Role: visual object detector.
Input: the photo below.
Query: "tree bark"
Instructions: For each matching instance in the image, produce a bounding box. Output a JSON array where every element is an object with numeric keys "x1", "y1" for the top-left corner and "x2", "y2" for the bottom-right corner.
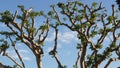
[
  {"x1": 80, "y1": 44, "x2": 87, "y2": 68},
  {"x1": 36, "y1": 55, "x2": 42, "y2": 68},
  {"x1": 33, "y1": 45, "x2": 43, "y2": 68},
  {"x1": 54, "y1": 54, "x2": 63, "y2": 68}
]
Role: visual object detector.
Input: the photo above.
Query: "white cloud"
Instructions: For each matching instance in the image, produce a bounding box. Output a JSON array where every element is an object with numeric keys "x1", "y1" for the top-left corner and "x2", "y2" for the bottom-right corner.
[
  {"x1": 58, "y1": 31, "x2": 78, "y2": 43},
  {"x1": 46, "y1": 31, "x2": 78, "y2": 44},
  {"x1": 45, "y1": 31, "x2": 78, "y2": 54}
]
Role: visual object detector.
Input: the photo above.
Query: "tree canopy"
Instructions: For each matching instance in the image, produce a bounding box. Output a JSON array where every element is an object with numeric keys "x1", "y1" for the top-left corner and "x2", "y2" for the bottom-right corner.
[{"x1": 0, "y1": 0, "x2": 120, "y2": 68}]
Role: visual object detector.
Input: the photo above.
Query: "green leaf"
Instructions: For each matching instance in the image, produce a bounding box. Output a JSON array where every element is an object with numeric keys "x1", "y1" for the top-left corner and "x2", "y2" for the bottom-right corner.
[
  {"x1": 76, "y1": 43, "x2": 81, "y2": 49},
  {"x1": 106, "y1": 28, "x2": 114, "y2": 32},
  {"x1": 107, "y1": 16, "x2": 113, "y2": 23},
  {"x1": 24, "y1": 20, "x2": 30, "y2": 27},
  {"x1": 39, "y1": 11, "x2": 44, "y2": 16},
  {"x1": 88, "y1": 55, "x2": 94, "y2": 60},
  {"x1": 77, "y1": 2, "x2": 83, "y2": 6},
  {"x1": 91, "y1": 13, "x2": 97, "y2": 19},
  {"x1": 17, "y1": 5, "x2": 24, "y2": 11},
  {"x1": 41, "y1": 41, "x2": 44, "y2": 46},
  {"x1": 77, "y1": 34, "x2": 86, "y2": 43},
  {"x1": 0, "y1": 31, "x2": 16, "y2": 36},
  {"x1": 76, "y1": 15, "x2": 83, "y2": 21},
  {"x1": 90, "y1": 31, "x2": 97, "y2": 37},
  {"x1": 73, "y1": 7, "x2": 77, "y2": 11},
  {"x1": 97, "y1": 54, "x2": 103, "y2": 58},
  {"x1": 103, "y1": 47, "x2": 112, "y2": 59},
  {"x1": 12, "y1": 42, "x2": 15, "y2": 46},
  {"x1": 48, "y1": 11, "x2": 54, "y2": 16},
  {"x1": 16, "y1": 37, "x2": 21, "y2": 41},
  {"x1": 57, "y1": 2, "x2": 65, "y2": 8},
  {"x1": 56, "y1": 21, "x2": 62, "y2": 26},
  {"x1": 78, "y1": 10, "x2": 85, "y2": 13},
  {"x1": 17, "y1": 15, "x2": 23, "y2": 20},
  {"x1": 96, "y1": 44, "x2": 103, "y2": 49},
  {"x1": 99, "y1": 29, "x2": 104, "y2": 33},
  {"x1": 82, "y1": 23, "x2": 87, "y2": 29},
  {"x1": 28, "y1": 27, "x2": 36, "y2": 33},
  {"x1": 63, "y1": 17, "x2": 67, "y2": 21},
  {"x1": 74, "y1": 24, "x2": 81, "y2": 29},
  {"x1": 17, "y1": 5, "x2": 24, "y2": 9},
  {"x1": 110, "y1": 42, "x2": 116, "y2": 48},
  {"x1": 92, "y1": 2, "x2": 98, "y2": 7},
  {"x1": 30, "y1": 11, "x2": 39, "y2": 17},
  {"x1": 1, "y1": 41, "x2": 9, "y2": 50},
  {"x1": 0, "y1": 10, "x2": 13, "y2": 23},
  {"x1": 39, "y1": 25, "x2": 48, "y2": 31}
]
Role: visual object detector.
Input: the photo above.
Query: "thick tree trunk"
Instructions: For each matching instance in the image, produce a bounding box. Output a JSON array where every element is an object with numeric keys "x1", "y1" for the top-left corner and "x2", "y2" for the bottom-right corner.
[
  {"x1": 36, "y1": 55, "x2": 42, "y2": 68},
  {"x1": 33, "y1": 45, "x2": 43, "y2": 68},
  {"x1": 80, "y1": 44, "x2": 87, "y2": 68}
]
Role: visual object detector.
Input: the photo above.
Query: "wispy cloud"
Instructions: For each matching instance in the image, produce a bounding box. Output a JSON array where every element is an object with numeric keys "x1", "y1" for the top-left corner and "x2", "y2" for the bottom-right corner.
[
  {"x1": 58, "y1": 31, "x2": 78, "y2": 43},
  {"x1": 46, "y1": 31, "x2": 78, "y2": 43},
  {"x1": 45, "y1": 30, "x2": 79, "y2": 56}
]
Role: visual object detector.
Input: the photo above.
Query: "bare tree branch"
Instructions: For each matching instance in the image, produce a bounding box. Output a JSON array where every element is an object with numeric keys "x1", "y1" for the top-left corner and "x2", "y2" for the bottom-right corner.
[
  {"x1": 13, "y1": 10, "x2": 18, "y2": 21},
  {"x1": 50, "y1": 25, "x2": 63, "y2": 68},
  {"x1": 9, "y1": 36, "x2": 25, "y2": 68},
  {"x1": 4, "y1": 53, "x2": 23, "y2": 68},
  {"x1": 104, "y1": 57, "x2": 120, "y2": 68}
]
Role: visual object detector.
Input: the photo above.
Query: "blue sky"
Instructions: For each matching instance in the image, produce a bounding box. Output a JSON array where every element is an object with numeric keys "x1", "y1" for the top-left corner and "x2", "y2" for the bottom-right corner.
[{"x1": 0, "y1": 0, "x2": 120, "y2": 68}]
